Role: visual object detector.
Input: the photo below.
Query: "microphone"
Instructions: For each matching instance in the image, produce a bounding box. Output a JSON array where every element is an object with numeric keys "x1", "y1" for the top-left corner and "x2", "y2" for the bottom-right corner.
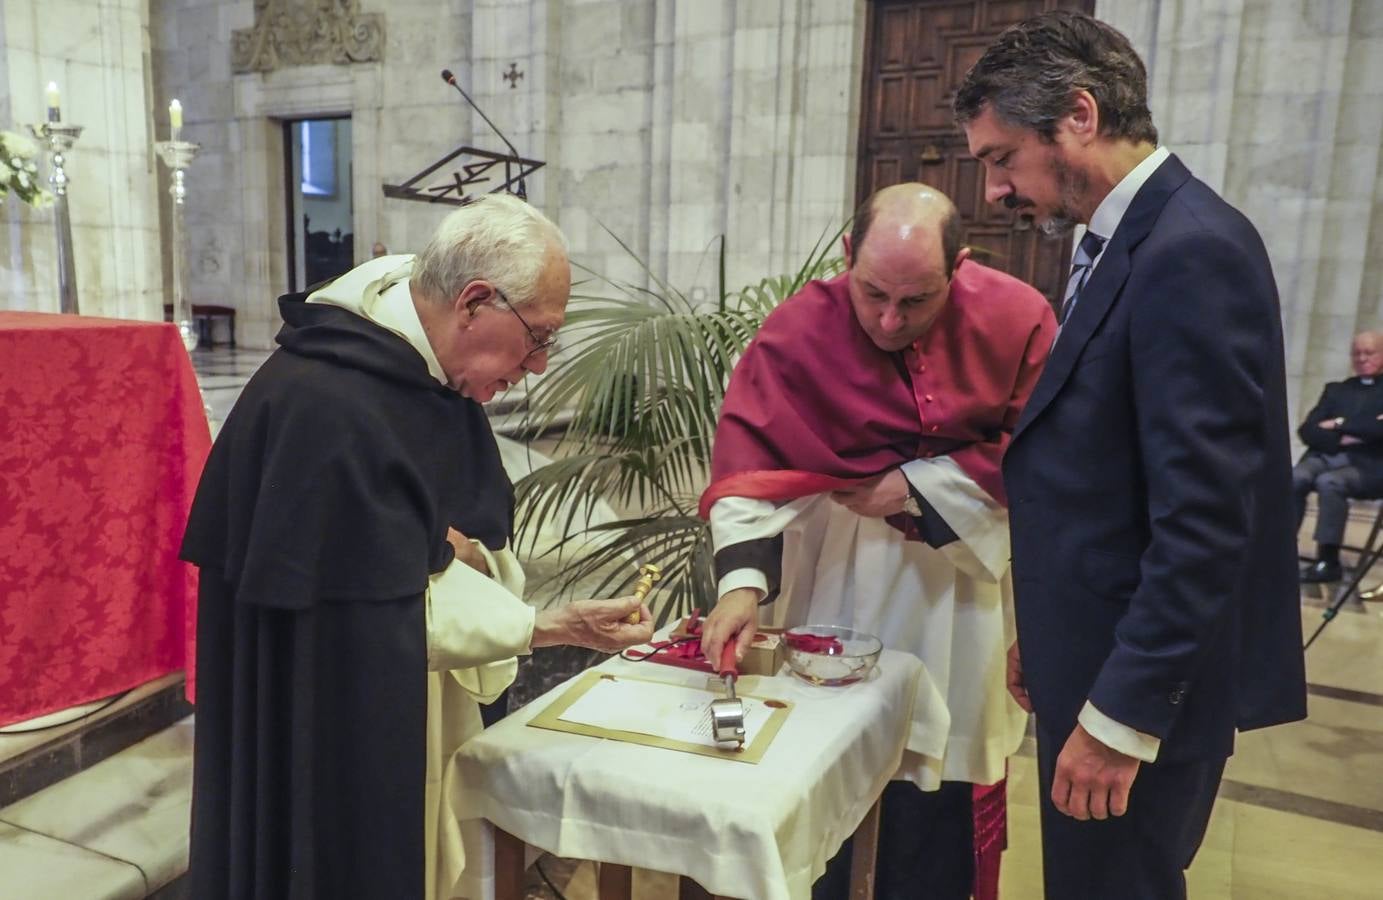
[{"x1": 438, "y1": 68, "x2": 526, "y2": 198}]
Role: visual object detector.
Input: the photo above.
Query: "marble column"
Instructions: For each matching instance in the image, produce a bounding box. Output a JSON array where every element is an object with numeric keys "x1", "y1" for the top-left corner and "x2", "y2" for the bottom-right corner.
[
  {"x1": 1099, "y1": 0, "x2": 1383, "y2": 430},
  {"x1": 0, "y1": 0, "x2": 161, "y2": 319}
]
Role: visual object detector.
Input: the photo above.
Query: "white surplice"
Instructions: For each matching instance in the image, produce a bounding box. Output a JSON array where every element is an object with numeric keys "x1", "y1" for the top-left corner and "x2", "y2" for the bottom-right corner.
[
  {"x1": 425, "y1": 544, "x2": 533, "y2": 900},
  {"x1": 712, "y1": 456, "x2": 1026, "y2": 789}
]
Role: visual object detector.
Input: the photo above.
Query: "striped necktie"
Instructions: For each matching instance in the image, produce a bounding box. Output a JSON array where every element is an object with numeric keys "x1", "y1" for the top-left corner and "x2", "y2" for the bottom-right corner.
[{"x1": 1058, "y1": 230, "x2": 1107, "y2": 325}]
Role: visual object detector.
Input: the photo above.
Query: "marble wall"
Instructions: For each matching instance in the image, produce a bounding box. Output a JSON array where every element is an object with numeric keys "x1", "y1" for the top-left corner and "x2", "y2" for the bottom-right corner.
[
  {"x1": 1100, "y1": 0, "x2": 1383, "y2": 426},
  {"x1": 147, "y1": 0, "x2": 476, "y2": 347},
  {"x1": 411, "y1": 0, "x2": 866, "y2": 306},
  {"x1": 0, "y1": 0, "x2": 162, "y2": 320},
  {"x1": 5, "y1": 0, "x2": 1379, "y2": 431},
  {"x1": 522, "y1": 0, "x2": 865, "y2": 298},
  {"x1": 142, "y1": 0, "x2": 864, "y2": 347}
]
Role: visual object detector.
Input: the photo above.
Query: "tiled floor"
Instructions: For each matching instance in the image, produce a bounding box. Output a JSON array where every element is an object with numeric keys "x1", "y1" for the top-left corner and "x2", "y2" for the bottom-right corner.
[
  {"x1": 5, "y1": 347, "x2": 1382, "y2": 898},
  {"x1": 0, "y1": 722, "x2": 192, "y2": 899},
  {"x1": 995, "y1": 605, "x2": 1383, "y2": 898},
  {"x1": 188, "y1": 346, "x2": 271, "y2": 431}
]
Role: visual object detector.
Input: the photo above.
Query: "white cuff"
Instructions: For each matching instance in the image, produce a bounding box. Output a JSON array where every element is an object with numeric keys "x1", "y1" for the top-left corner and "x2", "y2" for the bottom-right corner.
[
  {"x1": 1079, "y1": 700, "x2": 1161, "y2": 763},
  {"x1": 899, "y1": 457, "x2": 1010, "y2": 582},
  {"x1": 426, "y1": 556, "x2": 535, "y2": 671},
  {"x1": 468, "y1": 540, "x2": 527, "y2": 598},
  {"x1": 709, "y1": 495, "x2": 818, "y2": 550},
  {"x1": 717, "y1": 568, "x2": 769, "y2": 601}
]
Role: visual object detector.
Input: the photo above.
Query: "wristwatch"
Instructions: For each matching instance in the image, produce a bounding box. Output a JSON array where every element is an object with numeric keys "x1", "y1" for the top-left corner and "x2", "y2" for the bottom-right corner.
[{"x1": 901, "y1": 493, "x2": 923, "y2": 517}]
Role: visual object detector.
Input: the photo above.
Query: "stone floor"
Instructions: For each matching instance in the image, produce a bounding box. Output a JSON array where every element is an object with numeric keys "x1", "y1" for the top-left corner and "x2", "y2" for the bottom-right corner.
[{"x1": 3, "y1": 347, "x2": 1382, "y2": 898}]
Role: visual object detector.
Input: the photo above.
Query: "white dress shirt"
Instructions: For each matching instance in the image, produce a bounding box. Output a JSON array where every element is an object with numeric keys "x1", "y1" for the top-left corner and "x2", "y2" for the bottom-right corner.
[{"x1": 1068, "y1": 146, "x2": 1171, "y2": 765}]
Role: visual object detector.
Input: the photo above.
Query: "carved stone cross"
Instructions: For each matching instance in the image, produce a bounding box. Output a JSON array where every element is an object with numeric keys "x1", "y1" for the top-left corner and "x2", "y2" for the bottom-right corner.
[{"x1": 503, "y1": 62, "x2": 524, "y2": 89}]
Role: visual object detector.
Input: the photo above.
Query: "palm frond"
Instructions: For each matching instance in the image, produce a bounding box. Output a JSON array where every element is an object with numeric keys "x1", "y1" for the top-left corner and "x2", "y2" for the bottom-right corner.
[
  {"x1": 527, "y1": 512, "x2": 714, "y2": 628},
  {"x1": 515, "y1": 225, "x2": 845, "y2": 618}
]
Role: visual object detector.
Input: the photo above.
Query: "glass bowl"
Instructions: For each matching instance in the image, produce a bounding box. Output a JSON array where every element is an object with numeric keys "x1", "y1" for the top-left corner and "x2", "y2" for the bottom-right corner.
[{"x1": 782, "y1": 625, "x2": 883, "y2": 686}]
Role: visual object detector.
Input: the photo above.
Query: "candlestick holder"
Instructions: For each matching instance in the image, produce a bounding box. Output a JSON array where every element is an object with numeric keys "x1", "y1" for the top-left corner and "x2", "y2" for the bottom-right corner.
[
  {"x1": 154, "y1": 139, "x2": 201, "y2": 352},
  {"x1": 28, "y1": 122, "x2": 84, "y2": 315}
]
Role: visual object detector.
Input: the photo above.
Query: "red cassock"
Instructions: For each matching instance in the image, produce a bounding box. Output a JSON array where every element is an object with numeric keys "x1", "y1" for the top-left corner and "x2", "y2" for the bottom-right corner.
[
  {"x1": 701, "y1": 260, "x2": 1053, "y2": 516},
  {"x1": 699, "y1": 261, "x2": 1055, "y2": 900}
]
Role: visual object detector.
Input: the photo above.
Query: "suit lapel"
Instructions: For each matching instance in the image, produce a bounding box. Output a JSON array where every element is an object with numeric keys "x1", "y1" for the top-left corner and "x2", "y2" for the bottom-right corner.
[{"x1": 1012, "y1": 155, "x2": 1195, "y2": 443}]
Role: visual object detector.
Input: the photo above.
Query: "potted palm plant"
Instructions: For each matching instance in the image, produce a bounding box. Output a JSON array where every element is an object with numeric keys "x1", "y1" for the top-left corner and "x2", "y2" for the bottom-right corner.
[{"x1": 514, "y1": 228, "x2": 845, "y2": 625}]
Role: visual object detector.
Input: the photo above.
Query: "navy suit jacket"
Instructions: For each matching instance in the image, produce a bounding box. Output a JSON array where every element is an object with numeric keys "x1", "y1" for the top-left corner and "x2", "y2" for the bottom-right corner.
[{"x1": 1004, "y1": 154, "x2": 1308, "y2": 763}]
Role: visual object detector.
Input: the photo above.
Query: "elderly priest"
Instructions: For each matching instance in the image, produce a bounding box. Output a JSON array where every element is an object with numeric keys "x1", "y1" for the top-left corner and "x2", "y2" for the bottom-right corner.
[{"x1": 181, "y1": 194, "x2": 653, "y2": 900}]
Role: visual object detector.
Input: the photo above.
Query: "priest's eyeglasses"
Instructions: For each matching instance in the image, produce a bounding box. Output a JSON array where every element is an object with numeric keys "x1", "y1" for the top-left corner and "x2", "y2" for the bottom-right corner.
[{"x1": 493, "y1": 288, "x2": 559, "y2": 359}]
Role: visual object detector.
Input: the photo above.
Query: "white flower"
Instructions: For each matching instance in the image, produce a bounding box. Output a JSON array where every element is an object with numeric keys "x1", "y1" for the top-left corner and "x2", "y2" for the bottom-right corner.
[
  {"x1": 24, "y1": 160, "x2": 37, "y2": 173},
  {"x1": 16, "y1": 171, "x2": 30, "y2": 189},
  {"x1": 0, "y1": 130, "x2": 39, "y2": 158}
]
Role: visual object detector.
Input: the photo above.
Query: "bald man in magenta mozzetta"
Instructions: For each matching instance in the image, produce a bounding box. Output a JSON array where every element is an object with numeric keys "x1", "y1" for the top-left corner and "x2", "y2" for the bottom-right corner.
[{"x1": 698, "y1": 184, "x2": 1056, "y2": 899}]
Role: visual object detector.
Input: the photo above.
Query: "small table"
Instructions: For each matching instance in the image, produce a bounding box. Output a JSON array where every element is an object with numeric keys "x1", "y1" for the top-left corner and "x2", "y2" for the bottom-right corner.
[
  {"x1": 451, "y1": 648, "x2": 931, "y2": 900},
  {"x1": 0, "y1": 312, "x2": 210, "y2": 725}
]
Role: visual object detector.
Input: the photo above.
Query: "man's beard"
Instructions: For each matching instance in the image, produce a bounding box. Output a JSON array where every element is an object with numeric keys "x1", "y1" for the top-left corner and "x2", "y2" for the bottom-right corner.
[{"x1": 1005, "y1": 152, "x2": 1088, "y2": 239}]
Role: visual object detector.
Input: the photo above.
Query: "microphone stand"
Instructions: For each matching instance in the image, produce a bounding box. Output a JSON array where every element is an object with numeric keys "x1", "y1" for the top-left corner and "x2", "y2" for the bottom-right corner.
[
  {"x1": 442, "y1": 69, "x2": 526, "y2": 199},
  {"x1": 1304, "y1": 515, "x2": 1383, "y2": 649},
  {"x1": 380, "y1": 69, "x2": 544, "y2": 206}
]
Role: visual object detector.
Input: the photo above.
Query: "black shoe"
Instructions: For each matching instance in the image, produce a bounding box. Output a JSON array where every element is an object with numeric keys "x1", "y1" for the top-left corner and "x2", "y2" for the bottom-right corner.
[{"x1": 1301, "y1": 560, "x2": 1343, "y2": 583}]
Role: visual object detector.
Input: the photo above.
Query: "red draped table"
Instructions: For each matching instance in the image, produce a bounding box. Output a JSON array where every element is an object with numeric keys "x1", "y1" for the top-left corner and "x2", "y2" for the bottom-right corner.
[{"x1": 0, "y1": 312, "x2": 211, "y2": 727}]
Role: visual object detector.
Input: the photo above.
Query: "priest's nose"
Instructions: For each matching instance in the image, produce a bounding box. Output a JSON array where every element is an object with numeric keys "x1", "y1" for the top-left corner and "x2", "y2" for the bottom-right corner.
[{"x1": 522, "y1": 352, "x2": 550, "y2": 376}]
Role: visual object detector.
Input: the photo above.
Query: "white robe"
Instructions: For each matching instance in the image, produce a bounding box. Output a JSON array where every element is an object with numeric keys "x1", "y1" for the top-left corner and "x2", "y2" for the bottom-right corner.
[
  {"x1": 712, "y1": 456, "x2": 1027, "y2": 789},
  {"x1": 425, "y1": 543, "x2": 532, "y2": 900}
]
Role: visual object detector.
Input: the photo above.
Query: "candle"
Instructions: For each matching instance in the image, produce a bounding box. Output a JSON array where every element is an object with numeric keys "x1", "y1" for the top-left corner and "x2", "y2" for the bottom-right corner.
[
  {"x1": 169, "y1": 99, "x2": 182, "y2": 141},
  {"x1": 46, "y1": 82, "x2": 60, "y2": 122}
]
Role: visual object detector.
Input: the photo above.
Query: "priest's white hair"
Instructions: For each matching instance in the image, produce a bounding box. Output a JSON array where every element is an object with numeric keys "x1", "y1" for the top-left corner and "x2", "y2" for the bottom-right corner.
[{"x1": 413, "y1": 193, "x2": 567, "y2": 307}]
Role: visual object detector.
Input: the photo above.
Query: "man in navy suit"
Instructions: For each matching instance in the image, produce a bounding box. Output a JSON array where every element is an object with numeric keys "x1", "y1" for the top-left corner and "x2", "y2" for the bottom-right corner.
[{"x1": 955, "y1": 12, "x2": 1306, "y2": 898}]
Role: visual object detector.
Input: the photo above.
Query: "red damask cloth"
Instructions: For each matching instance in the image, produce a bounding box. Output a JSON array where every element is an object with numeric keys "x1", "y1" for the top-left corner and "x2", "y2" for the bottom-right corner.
[{"x1": 0, "y1": 312, "x2": 210, "y2": 727}]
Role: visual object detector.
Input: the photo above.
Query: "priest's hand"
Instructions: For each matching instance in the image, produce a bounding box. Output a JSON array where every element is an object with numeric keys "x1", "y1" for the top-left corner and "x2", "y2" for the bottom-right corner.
[
  {"x1": 701, "y1": 588, "x2": 761, "y2": 672},
  {"x1": 1006, "y1": 641, "x2": 1033, "y2": 713},
  {"x1": 1051, "y1": 723, "x2": 1141, "y2": 821},
  {"x1": 830, "y1": 469, "x2": 910, "y2": 518},
  {"x1": 446, "y1": 527, "x2": 491, "y2": 576},
  {"x1": 531, "y1": 596, "x2": 653, "y2": 652}
]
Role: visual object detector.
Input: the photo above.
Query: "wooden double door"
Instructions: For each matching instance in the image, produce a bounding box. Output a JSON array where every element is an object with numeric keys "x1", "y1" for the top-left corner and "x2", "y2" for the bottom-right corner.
[{"x1": 857, "y1": 0, "x2": 1095, "y2": 308}]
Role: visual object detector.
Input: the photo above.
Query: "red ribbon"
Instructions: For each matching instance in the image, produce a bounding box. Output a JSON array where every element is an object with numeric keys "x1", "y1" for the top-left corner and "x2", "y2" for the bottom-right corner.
[{"x1": 782, "y1": 632, "x2": 844, "y2": 655}]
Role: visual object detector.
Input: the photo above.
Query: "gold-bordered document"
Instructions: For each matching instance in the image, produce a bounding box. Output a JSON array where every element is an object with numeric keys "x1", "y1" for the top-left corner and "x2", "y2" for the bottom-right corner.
[{"x1": 527, "y1": 671, "x2": 792, "y2": 764}]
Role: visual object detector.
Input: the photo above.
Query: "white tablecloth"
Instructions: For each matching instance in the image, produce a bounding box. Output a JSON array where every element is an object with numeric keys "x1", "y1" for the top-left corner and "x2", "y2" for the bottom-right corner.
[{"x1": 450, "y1": 647, "x2": 938, "y2": 900}]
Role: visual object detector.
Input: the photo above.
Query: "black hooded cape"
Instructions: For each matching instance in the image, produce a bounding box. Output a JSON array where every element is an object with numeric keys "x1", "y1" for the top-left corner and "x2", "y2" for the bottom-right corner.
[{"x1": 180, "y1": 292, "x2": 512, "y2": 899}]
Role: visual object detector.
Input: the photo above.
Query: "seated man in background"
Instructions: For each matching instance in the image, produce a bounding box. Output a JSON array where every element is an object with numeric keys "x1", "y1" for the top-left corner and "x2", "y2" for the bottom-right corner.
[
  {"x1": 181, "y1": 194, "x2": 654, "y2": 900},
  {"x1": 1295, "y1": 330, "x2": 1383, "y2": 582}
]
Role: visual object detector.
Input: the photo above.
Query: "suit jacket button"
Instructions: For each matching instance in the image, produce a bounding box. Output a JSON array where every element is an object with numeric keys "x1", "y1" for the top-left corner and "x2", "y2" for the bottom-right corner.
[{"x1": 1168, "y1": 687, "x2": 1185, "y2": 705}]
